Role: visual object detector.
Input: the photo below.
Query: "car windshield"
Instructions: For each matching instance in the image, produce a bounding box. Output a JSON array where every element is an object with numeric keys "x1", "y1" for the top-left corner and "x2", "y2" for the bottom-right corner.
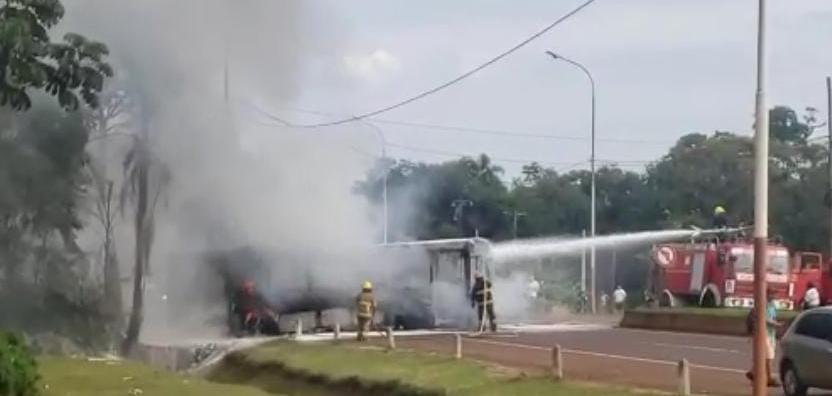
[{"x1": 732, "y1": 249, "x2": 789, "y2": 274}]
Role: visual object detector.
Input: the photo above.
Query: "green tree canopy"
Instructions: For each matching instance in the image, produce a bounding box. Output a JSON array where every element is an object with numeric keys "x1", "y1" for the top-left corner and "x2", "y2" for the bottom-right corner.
[{"x1": 0, "y1": 0, "x2": 113, "y2": 111}]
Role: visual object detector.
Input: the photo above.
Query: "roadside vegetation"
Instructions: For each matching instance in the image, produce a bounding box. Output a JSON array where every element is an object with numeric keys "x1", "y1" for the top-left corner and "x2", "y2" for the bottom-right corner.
[
  {"x1": 630, "y1": 306, "x2": 799, "y2": 319},
  {"x1": 211, "y1": 341, "x2": 657, "y2": 396},
  {"x1": 39, "y1": 357, "x2": 276, "y2": 396}
]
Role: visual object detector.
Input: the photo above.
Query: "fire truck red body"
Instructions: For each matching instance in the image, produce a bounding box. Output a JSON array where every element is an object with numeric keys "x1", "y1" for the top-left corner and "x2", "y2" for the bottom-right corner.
[{"x1": 649, "y1": 238, "x2": 831, "y2": 310}]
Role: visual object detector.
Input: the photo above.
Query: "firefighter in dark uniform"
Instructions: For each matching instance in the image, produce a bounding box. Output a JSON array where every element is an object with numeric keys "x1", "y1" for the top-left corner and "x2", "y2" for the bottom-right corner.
[
  {"x1": 712, "y1": 206, "x2": 729, "y2": 242},
  {"x1": 355, "y1": 281, "x2": 376, "y2": 341},
  {"x1": 713, "y1": 206, "x2": 728, "y2": 228},
  {"x1": 232, "y1": 280, "x2": 278, "y2": 335},
  {"x1": 471, "y1": 273, "x2": 497, "y2": 332}
]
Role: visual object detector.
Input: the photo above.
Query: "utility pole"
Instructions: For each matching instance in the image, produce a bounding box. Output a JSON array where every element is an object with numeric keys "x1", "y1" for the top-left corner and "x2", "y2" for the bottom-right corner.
[
  {"x1": 505, "y1": 210, "x2": 527, "y2": 239},
  {"x1": 751, "y1": 1, "x2": 769, "y2": 395},
  {"x1": 361, "y1": 121, "x2": 389, "y2": 245},
  {"x1": 826, "y1": 76, "x2": 831, "y2": 256}
]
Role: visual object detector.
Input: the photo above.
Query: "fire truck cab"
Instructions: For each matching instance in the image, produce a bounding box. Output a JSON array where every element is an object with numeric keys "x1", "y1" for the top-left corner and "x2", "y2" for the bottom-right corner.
[{"x1": 649, "y1": 238, "x2": 804, "y2": 310}]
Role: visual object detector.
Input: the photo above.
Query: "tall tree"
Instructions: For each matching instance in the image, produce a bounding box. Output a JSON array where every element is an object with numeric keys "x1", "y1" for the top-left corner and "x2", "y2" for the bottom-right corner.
[
  {"x1": 0, "y1": 0, "x2": 112, "y2": 111},
  {"x1": 84, "y1": 91, "x2": 131, "y2": 332},
  {"x1": 119, "y1": 100, "x2": 168, "y2": 356}
]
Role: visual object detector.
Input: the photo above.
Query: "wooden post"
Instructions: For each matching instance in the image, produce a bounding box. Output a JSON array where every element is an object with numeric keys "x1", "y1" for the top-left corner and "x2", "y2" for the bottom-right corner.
[
  {"x1": 551, "y1": 345, "x2": 563, "y2": 380},
  {"x1": 295, "y1": 319, "x2": 303, "y2": 338},
  {"x1": 386, "y1": 327, "x2": 396, "y2": 350},
  {"x1": 677, "y1": 359, "x2": 690, "y2": 396},
  {"x1": 334, "y1": 322, "x2": 341, "y2": 340},
  {"x1": 455, "y1": 333, "x2": 462, "y2": 359}
]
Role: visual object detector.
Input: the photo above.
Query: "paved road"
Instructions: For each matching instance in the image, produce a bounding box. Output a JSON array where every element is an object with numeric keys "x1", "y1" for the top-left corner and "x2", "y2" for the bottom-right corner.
[{"x1": 372, "y1": 324, "x2": 830, "y2": 396}]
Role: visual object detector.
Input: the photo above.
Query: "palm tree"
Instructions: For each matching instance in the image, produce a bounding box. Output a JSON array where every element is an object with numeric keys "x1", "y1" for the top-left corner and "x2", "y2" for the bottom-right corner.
[
  {"x1": 470, "y1": 154, "x2": 503, "y2": 185},
  {"x1": 119, "y1": 104, "x2": 167, "y2": 356}
]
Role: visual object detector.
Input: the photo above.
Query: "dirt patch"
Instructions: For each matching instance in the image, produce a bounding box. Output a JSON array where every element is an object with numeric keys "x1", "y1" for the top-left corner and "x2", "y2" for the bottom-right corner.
[{"x1": 209, "y1": 352, "x2": 444, "y2": 396}]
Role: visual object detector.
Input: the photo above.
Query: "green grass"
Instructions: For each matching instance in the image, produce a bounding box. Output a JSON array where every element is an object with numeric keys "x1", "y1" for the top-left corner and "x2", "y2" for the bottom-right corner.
[
  {"x1": 629, "y1": 306, "x2": 798, "y2": 319},
  {"x1": 239, "y1": 342, "x2": 652, "y2": 396},
  {"x1": 39, "y1": 357, "x2": 278, "y2": 396}
]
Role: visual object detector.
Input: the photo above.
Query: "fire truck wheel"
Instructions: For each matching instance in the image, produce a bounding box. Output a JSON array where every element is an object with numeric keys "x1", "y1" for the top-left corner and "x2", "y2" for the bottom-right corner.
[
  {"x1": 659, "y1": 290, "x2": 674, "y2": 308},
  {"x1": 700, "y1": 289, "x2": 719, "y2": 308}
]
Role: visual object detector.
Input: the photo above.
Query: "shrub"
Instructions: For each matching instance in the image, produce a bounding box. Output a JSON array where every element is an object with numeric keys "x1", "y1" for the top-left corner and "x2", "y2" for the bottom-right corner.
[{"x1": 0, "y1": 331, "x2": 40, "y2": 396}]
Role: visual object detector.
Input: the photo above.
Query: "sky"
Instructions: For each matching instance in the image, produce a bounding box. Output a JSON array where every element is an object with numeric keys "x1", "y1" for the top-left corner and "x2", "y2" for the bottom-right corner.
[{"x1": 245, "y1": 0, "x2": 832, "y2": 179}]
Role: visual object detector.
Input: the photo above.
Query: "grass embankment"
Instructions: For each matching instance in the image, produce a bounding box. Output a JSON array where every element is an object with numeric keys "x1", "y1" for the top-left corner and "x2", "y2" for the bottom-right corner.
[
  {"x1": 212, "y1": 341, "x2": 652, "y2": 396},
  {"x1": 39, "y1": 357, "x2": 278, "y2": 396},
  {"x1": 629, "y1": 306, "x2": 799, "y2": 320}
]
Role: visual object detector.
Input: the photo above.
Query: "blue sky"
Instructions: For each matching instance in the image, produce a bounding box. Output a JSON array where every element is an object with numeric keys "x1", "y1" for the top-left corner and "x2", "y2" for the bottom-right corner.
[{"x1": 275, "y1": 0, "x2": 832, "y2": 178}]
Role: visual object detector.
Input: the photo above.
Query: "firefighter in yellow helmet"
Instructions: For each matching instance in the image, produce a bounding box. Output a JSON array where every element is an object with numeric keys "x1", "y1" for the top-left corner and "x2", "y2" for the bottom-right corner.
[
  {"x1": 712, "y1": 206, "x2": 728, "y2": 229},
  {"x1": 355, "y1": 281, "x2": 377, "y2": 341}
]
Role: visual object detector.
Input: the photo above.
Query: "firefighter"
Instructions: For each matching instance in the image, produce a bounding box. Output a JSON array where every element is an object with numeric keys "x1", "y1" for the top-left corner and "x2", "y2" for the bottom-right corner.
[
  {"x1": 232, "y1": 280, "x2": 278, "y2": 335},
  {"x1": 355, "y1": 281, "x2": 376, "y2": 341},
  {"x1": 471, "y1": 273, "x2": 497, "y2": 332},
  {"x1": 712, "y1": 206, "x2": 728, "y2": 229}
]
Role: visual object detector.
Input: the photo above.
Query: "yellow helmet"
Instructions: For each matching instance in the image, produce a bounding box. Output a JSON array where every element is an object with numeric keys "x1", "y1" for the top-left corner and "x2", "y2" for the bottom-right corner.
[
  {"x1": 714, "y1": 206, "x2": 726, "y2": 215},
  {"x1": 362, "y1": 281, "x2": 373, "y2": 290}
]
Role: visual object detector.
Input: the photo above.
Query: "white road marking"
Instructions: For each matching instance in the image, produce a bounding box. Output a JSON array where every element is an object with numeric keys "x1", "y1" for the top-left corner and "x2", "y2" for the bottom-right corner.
[
  {"x1": 652, "y1": 342, "x2": 742, "y2": 354},
  {"x1": 465, "y1": 337, "x2": 747, "y2": 375},
  {"x1": 614, "y1": 326, "x2": 748, "y2": 342},
  {"x1": 499, "y1": 323, "x2": 612, "y2": 332}
]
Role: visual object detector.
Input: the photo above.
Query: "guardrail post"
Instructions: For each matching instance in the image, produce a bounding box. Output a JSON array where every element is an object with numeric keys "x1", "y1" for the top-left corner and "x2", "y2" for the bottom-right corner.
[
  {"x1": 386, "y1": 327, "x2": 396, "y2": 350},
  {"x1": 551, "y1": 344, "x2": 563, "y2": 380},
  {"x1": 455, "y1": 333, "x2": 462, "y2": 359},
  {"x1": 334, "y1": 322, "x2": 341, "y2": 340},
  {"x1": 677, "y1": 358, "x2": 690, "y2": 396}
]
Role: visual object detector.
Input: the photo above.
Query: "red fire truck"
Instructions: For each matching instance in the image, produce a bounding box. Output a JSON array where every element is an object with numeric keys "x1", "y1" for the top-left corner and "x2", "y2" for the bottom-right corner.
[{"x1": 648, "y1": 236, "x2": 829, "y2": 310}]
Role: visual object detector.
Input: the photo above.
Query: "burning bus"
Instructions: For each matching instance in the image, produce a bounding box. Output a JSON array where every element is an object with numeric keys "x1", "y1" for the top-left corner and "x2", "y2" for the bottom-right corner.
[{"x1": 208, "y1": 237, "x2": 493, "y2": 334}]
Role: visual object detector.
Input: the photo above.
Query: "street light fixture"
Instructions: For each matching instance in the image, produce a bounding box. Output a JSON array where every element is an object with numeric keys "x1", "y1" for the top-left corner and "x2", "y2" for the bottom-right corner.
[{"x1": 545, "y1": 50, "x2": 597, "y2": 313}]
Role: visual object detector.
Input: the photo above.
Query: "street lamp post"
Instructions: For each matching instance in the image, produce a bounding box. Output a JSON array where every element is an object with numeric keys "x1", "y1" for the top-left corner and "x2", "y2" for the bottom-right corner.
[
  {"x1": 361, "y1": 121, "x2": 389, "y2": 245},
  {"x1": 546, "y1": 51, "x2": 597, "y2": 313}
]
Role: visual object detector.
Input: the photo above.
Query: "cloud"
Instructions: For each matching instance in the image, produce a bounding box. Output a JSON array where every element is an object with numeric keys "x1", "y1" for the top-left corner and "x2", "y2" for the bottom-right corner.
[{"x1": 343, "y1": 49, "x2": 402, "y2": 80}]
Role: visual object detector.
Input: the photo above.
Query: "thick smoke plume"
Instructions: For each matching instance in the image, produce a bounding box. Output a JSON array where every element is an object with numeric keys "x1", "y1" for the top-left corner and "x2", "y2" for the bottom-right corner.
[{"x1": 64, "y1": 0, "x2": 392, "y2": 341}]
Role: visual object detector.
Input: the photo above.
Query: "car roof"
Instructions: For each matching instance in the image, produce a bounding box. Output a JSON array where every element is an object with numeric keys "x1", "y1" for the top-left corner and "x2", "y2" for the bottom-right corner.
[{"x1": 794, "y1": 306, "x2": 832, "y2": 320}]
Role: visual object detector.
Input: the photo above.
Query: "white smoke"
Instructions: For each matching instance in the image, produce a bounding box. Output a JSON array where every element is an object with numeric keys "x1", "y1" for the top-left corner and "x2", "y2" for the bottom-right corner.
[{"x1": 62, "y1": 1, "x2": 392, "y2": 341}]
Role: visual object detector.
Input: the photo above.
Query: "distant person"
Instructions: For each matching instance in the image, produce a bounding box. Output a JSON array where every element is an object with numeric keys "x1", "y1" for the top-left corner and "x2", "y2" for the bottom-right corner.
[
  {"x1": 471, "y1": 273, "x2": 497, "y2": 332},
  {"x1": 613, "y1": 286, "x2": 627, "y2": 312},
  {"x1": 803, "y1": 282, "x2": 820, "y2": 310},
  {"x1": 355, "y1": 281, "x2": 377, "y2": 341},
  {"x1": 745, "y1": 289, "x2": 783, "y2": 387},
  {"x1": 576, "y1": 288, "x2": 589, "y2": 314},
  {"x1": 600, "y1": 292, "x2": 610, "y2": 313},
  {"x1": 527, "y1": 276, "x2": 541, "y2": 304}
]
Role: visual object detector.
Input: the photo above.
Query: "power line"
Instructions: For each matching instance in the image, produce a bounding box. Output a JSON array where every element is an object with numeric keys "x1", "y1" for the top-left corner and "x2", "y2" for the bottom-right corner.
[
  {"x1": 257, "y1": 0, "x2": 598, "y2": 128},
  {"x1": 385, "y1": 141, "x2": 583, "y2": 167},
  {"x1": 250, "y1": 105, "x2": 673, "y2": 145}
]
